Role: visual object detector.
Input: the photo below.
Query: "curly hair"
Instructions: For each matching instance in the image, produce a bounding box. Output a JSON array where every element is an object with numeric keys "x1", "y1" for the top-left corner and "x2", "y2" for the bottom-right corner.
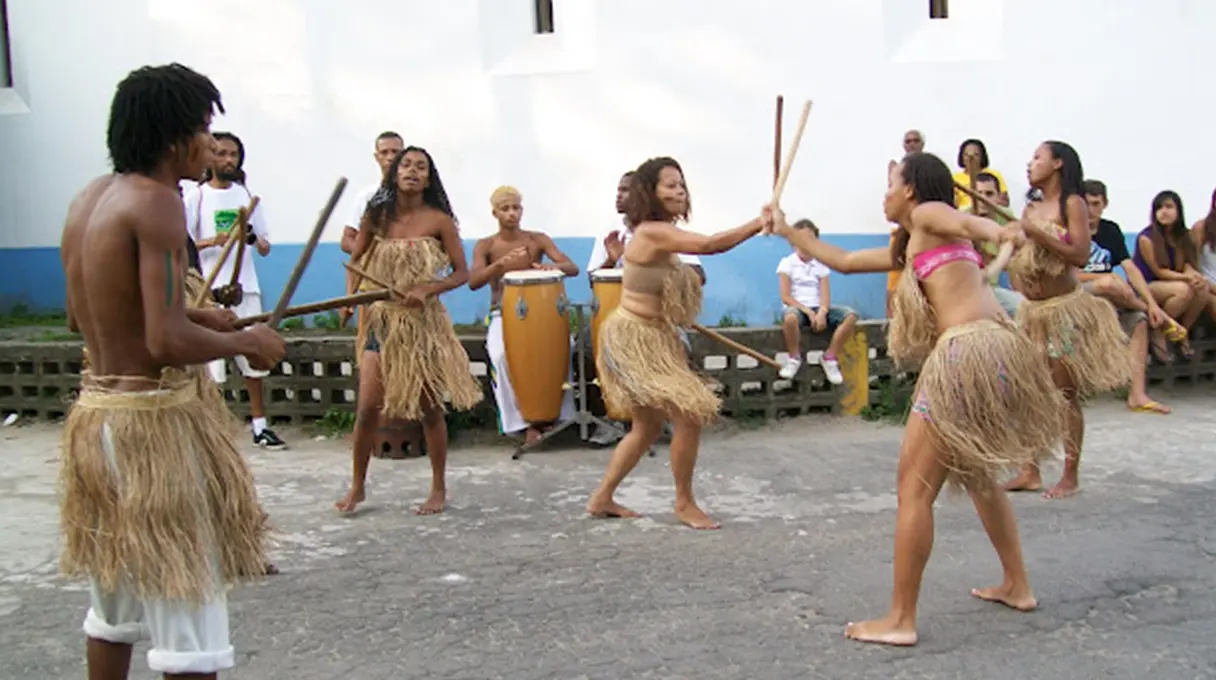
[
  {"x1": 623, "y1": 156, "x2": 691, "y2": 225},
  {"x1": 107, "y1": 63, "x2": 223, "y2": 175},
  {"x1": 363, "y1": 146, "x2": 458, "y2": 234}
]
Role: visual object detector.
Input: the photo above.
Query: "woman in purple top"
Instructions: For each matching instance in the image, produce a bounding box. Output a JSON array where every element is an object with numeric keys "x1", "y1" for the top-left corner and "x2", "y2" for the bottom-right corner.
[{"x1": 1132, "y1": 190, "x2": 1211, "y2": 359}]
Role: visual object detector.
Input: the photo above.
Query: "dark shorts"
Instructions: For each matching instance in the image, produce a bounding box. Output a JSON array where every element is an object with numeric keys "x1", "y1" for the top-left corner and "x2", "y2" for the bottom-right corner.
[
  {"x1": 364, "y1": 329, "x2": 380, "y2": 353},
  {"x1": 782, "y1": 305, "x2": 856, "y2": 333}
]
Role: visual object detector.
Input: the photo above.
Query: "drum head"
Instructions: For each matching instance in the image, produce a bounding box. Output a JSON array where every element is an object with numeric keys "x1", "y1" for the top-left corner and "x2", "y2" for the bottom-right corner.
[
  {"x1": 590, "y1": 268, "x2": 624, "y2": 282},
  {"x1": 503, "y1": 269, "x2": 565, "y2": 284}
]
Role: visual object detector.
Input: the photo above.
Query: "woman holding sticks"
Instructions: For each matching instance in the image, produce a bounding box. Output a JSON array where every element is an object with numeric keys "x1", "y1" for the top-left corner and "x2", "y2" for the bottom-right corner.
[
  {"x1": 1001, "y1": 142, "x2": 1130, "y2": 499},
  {"x1": 585, "y1": 156, "x2": 773, "y2": 530},
  {"x1": 335, "y1": 147, "x2": 482, "y2": 515},
  {"x1": 770, "y1": 152, "x2": 1063, "y2": 646}
]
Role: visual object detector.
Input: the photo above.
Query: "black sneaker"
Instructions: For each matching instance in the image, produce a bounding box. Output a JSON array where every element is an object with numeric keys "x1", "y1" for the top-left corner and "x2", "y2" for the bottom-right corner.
[{"x1": 253, "y1": 428, "x2": 288, "y2": 451}]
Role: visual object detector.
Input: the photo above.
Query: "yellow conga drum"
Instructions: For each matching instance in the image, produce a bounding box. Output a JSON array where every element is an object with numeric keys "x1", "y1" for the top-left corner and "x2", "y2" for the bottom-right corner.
[
  {"x1": 589, "y1": 268, "x2": 624, "y2": 357},
  {"x1": 501, "y1": 269, "x2": 571, "y2": 422},
  {"x1": 589, "y1": 268, "x2": 630, "y2": 422}
]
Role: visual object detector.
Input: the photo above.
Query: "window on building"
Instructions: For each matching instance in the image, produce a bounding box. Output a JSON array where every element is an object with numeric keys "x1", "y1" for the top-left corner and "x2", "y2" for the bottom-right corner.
[
  {"x1": 930, "y1": 0, "x2": 949, "y2": 19},
  {"x1": 0, "y1": 0, "x2": 12, "y2": 87},
  {"x1": 534, "y1": 0, "x2": 554, "y2": 34}
]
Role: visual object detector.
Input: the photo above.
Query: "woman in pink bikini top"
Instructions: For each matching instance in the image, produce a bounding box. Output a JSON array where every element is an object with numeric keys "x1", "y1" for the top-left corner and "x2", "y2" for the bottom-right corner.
[{"x1": 770, "y1": 151, "x2": 1063, "y2": 649}]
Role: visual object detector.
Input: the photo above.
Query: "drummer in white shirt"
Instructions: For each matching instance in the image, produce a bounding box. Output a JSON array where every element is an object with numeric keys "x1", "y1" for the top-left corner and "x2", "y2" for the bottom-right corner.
[
  {"x1": 584, "y1": 170, "x2": 707, "y2": 445},
  {"x1": 586, "y1": 171, "x2": 707, "y2": 281},
  {"x1": 469, "y1": 186, "x2": 580, "y2": 445}
]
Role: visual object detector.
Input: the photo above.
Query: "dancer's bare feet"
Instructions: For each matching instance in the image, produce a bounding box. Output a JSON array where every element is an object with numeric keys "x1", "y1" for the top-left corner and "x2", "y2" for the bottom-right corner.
[
  {"x1": 674, "y1": 501, "x2": 720, "y2": 530},
  {"x1": 1003, "y1": 469, "x2": 1042, "y2": 492},
  {"x1": 335, "y1": 487, "x2": 366, "y2": 514},
  {"x1": 586, "y1": 496, "x2": 642, "y2": 519},
  {"x1": 844, "y1": 616, "x2": 918, "y2": 646},
  {"x1": 417, "y1": 488, "x2": 446, "y2": 515},
  {"x1": 1042, "y1": 478, "x2": 1079, "y2": 500},
  {"x1": 970, "y1": 583, "x2": 1037, "y2": 611}
]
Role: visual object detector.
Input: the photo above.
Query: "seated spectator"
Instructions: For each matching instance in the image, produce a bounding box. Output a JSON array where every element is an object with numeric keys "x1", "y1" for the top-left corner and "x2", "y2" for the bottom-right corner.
[
  {"x1": 1189, "y1": 187, "x2": 1216, "y2": 301},
  {"x1": 776, "y1": 219, "x2": 858, "y2": 383},
  {"x1": 1080, "y1": 180, "x2": 1173, "y2": 414},
  {"x1": 965, "y1": 171, "x2": 1024, "y2": 318},
  {"x1": 953, "y1": 138, "x2": 1008, "y2": 209},
  {"x1": 1132, "y1": 190, "x2": 1212, "y2": 360}
]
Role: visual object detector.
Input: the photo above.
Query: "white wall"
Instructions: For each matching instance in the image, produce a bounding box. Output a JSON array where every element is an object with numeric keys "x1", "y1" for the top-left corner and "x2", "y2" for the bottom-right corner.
[{"x1": 2, "y1": 0, "x2": 1215, "y2": 249}]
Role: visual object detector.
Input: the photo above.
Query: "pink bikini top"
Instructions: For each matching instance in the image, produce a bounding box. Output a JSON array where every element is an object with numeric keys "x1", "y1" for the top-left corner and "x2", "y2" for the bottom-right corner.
[{"x1": 911, "y1": 242, "x2": 983, "y2": 280}]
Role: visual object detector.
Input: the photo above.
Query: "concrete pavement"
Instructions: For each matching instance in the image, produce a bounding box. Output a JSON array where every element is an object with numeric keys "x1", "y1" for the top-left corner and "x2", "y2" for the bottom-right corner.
[{"x1": 2, "y1": 394, "x2": 1214, "y2": 679}]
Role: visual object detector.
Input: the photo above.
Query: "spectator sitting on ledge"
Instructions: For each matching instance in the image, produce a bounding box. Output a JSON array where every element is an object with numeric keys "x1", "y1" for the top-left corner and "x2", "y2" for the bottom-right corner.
[{"x1": 776, "y1": 218, "x2": 858, "y2": 384}]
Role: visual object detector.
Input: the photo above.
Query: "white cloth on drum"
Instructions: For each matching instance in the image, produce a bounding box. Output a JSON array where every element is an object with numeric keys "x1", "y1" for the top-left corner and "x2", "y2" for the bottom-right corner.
[
  {"x1": 486, "y1": 310, "x2": 574, "y2": 434},
  {"x1": 81, "y1": 422, "x2": 235, "y2": 675},
  {"x1": 208, "y1": 292, "x2": 271, "y2": 383}
]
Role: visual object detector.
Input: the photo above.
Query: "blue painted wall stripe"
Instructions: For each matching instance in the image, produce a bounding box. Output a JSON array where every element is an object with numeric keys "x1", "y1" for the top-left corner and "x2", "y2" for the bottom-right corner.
[{"x1": 0, "y1": 235, "x2": 1142, "y2": 325}]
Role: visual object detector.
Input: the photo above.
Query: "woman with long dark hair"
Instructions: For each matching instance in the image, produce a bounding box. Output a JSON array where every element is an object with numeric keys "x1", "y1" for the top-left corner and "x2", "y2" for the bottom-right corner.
[
  {"x1": 585, "y1": 156, "x2": 770, "y2": 530},
  {"x1": 336, "y1": 146, "x2": 482, "y2": 516},
  {"x1": 770, "y1": 152, "x2": 1062, "y2": 646},
  {"x1": 1002, "y1": 141, "x2": 1130, "y2": 499},
  {"x1": 1132, "y1": 191, "x2": 1213, "y2": 359}
]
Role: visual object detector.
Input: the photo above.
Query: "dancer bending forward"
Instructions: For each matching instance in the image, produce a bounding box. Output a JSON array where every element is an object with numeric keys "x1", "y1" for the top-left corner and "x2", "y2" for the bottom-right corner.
[
  {"x1": 586, "y1": 156, "x2": 772, "y2": 530},
  {"x1": 1002, "y1": 141, "x2": 1131, "y2": 498},
  {"x1": 772, "y1": 152, "x2": 1064, "y2": 646},
  {"x1": 337, "y1": 147, "x2": 483, "y2": 515}
]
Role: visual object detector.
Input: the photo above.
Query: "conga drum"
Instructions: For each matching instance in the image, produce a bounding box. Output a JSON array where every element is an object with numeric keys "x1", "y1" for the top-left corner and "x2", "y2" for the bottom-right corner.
[
  {"x1": 501, "y1": 269, "x2": 571, "y2": 422},
  {"x1": 589, "y1": 268, "x2": 624, "y2": 357},
  {"x1": 589, "y1": 269, "x2": 630, "y2": 422}
]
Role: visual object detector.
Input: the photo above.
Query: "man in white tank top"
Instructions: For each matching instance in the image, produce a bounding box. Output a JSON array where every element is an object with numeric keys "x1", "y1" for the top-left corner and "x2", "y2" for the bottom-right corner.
[{"x1": 341, "y1": 131, "x2": 405, "y2": 254}]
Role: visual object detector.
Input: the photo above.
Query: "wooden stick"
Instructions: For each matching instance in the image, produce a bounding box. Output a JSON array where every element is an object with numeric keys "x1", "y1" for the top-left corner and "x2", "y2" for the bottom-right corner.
[
  {"x1": 771, "y1": 99, "x2": 812, "y2": 205},
  {"x1": 227, "y1": 219, "x2": 249, "y2": 289},
  {"x1": 266, "y1": 177, "x2": 348, "y2": 327},
  {"x1": 194, "y1": 196, "x2": 259, "y2": 306},
  {"x1": 342, "y1": 262, "x2": 408, "y2": 298},
  {"x1": 773, "y1": 95, "x2": 784, "y2": 188},
  {"x1": 690, "y1": 323, "x2": 783, "y2": 371},
  {"x1": 234, "y1": 290, "x2": 388, "y2": 329},
  {"x1": 953, "y1": 181, "x2": 1017, "y2": 222}
]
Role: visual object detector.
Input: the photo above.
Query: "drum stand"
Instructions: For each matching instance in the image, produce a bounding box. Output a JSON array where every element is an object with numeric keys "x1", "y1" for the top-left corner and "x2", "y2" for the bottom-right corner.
[{"x1": 512, "y1": 303, "x2": 653, "y2": 460}]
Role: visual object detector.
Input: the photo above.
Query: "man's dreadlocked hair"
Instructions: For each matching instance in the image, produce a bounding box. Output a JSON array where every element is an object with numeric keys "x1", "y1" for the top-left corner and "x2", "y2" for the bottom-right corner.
[
  {"x1": 107, "y1": 63, "x2": 224, "y2": 175},
  {"x1": 364, "y1": 146, "x2": 458, "y2": 234}
]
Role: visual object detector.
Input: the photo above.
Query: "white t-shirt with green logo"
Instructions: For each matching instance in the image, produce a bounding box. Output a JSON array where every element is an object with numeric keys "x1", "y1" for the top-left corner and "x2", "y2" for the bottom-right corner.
[{"x1": 184, "y1": 183, "x2": 269, "y2": 294}]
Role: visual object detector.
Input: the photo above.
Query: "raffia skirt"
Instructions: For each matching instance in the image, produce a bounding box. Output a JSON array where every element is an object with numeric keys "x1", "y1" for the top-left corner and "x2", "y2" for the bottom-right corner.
[
  {"x1": 1014, "y1": 286, "x2": 1132, "y2": 395},
  {"x1": 59, "y1": 374, "x2": 268, "y2": 602},
  {"x1": 358, "y1": 300, "x2": 483, "y2": 420},
  {"x1": 910, "y1": 318, "x2": 1065, "y2": 492},
  {"x1": 595, "y1": 308, "x2": 720, "y2": 424}
]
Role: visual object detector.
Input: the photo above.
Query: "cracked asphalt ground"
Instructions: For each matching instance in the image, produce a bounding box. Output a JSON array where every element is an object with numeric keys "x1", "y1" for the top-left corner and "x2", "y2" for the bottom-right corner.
[{"x1": 2, "y1": 394, "x2": 1215, "y2": 679}]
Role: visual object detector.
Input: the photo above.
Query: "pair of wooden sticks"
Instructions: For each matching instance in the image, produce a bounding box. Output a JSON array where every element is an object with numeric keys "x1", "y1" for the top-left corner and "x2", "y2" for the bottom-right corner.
[
  {"x1": 228, "y1": 178, "x2": 349, "y2": 328},
  {"x1": 687, "y1": 95, "x2": 813, "y2": 372},
  {"x1": 193, "y1": 197, "x2": 261, "y2": 307}
]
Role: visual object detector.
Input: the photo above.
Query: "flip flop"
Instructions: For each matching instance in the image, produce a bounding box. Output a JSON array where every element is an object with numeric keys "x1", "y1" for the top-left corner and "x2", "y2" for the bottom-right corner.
[
  {"x1": 1163, "y1": 319, "x2": 1187, "y2": 342},
  {"x1": 1150, "y1": 339, "x2": 1174, "y2": 364},
  {"x1": 1128, "y1": 401, "x2": 1170, "y2": 415}
]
